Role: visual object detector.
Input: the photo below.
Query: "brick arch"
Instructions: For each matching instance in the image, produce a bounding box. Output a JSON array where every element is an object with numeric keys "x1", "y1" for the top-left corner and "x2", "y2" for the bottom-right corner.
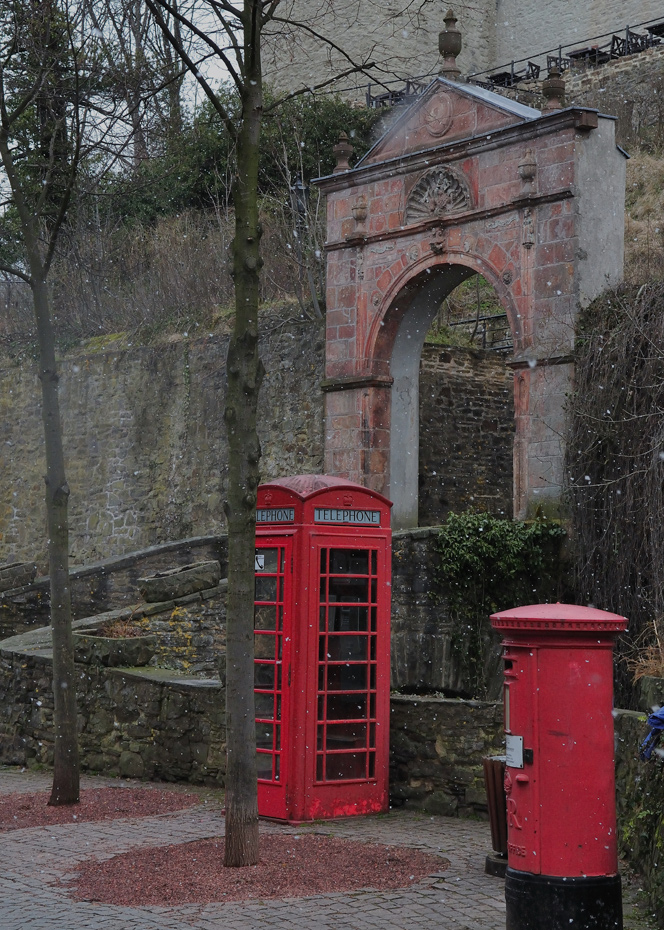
[
  {"x1": 369, "y1": 249, "x2": 523, "y2": 367},
  {"x1": 369, "y1": 254, "x2": 520, "y2": 528},
  {"x1": 315, "y1": 78, "x2": 626, "y2": 527}
]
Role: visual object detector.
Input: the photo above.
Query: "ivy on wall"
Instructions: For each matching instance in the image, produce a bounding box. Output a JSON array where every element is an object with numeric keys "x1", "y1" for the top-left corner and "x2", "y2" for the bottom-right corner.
[{"x1": 432, "y1": 513, "x2": 566, "y2": 699}]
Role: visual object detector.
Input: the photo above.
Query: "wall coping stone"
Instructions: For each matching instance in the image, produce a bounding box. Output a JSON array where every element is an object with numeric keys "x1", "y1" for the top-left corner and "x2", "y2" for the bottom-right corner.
[
  {"x1": 391, "y1": 693, "x2": 500, "y2": 710},
  {"x1": 0, "y1": 535, "x2": 226, "y2": 598}
]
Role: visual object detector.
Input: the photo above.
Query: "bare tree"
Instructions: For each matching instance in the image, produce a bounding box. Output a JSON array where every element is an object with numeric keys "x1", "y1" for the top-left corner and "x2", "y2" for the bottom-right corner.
[
  {"x1": 144, "y1": 0, "x2": 374, "y2": 867},
  {"x1": 0, "y1": 0, "x2": 136, "y2": 804}
]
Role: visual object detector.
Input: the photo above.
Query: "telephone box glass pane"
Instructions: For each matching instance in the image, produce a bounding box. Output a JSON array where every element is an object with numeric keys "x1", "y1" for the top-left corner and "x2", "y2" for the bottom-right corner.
[
  {"x1": 316, "y1": 546, "x2": 378, "y2": 783},
  {"x1": 255, "y1": 576, "x2": 277, "y2": 601},
  {"x1": 330, "y1": 550, "x2": 369, "y2": 574},
  {"x1": 255, "y1": 634, "x2": 276, "y2": 660},
  {"x1": 256, "y1": 723, "x2": 273, "y2": 750},
  {"x1": 255, "y1": 548, "x2": 279, "y2": 573},
  {"x1": 255, "y1": 692, "x2": 275, "y2": 719},
  {"x1": 326, "y1": 693, "x2": 367, "y2": 719},
  {"x1": 255, "y1": 663, "x2": 275, "y2": 689},
  {"x1": 326, "y1": 664, "x2": 367, "y2": 691},
  {"x1": 329, "y1": 604, "x2": 368, "y2": 632},
  {"x1": 255, "y1": 604, "x2": 276, "y2": 631},
  {"x1": 256, "y1": 751, "x2": 273, "y2": 779},
  {"x1": 328, "y1": 577, "x2": 368, "y2": 606},
  {"x1": 326, "y1": 753, "x2": 366, "y2": 781},
  {"x1": 326, "y1": 722, "x2": 367, "y2": 748},
  {"x1": 327, "y1": 635, "x2": 367, "y2": 662}
]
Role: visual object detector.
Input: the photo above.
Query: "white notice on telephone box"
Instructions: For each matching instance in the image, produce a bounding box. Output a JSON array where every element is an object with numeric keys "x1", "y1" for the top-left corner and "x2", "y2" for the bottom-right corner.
[{"x1": 505, "y1": 733, "x2": 524, "y2": 768}]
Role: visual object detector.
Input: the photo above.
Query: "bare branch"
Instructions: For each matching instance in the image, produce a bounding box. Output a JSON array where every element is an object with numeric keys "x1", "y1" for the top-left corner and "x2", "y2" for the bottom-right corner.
[
  {"x1": 263, "y1": 61, "x2": 376, "y2": 113},
  {"x1": 146, "y1": 0, "x2": 244, "y2": 96},
  {"x1": 0, "y1": 259, "x2": 31, "y2": 284}
]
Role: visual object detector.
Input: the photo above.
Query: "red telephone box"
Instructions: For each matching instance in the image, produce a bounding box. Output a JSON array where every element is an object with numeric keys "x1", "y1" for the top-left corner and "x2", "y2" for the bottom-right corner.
[
  {"x1": 490, "y1": 603, "x2": 628, "y2": 930},
  {"x1": 253, "y1": 474, "x2": 392, "y2": 823}
]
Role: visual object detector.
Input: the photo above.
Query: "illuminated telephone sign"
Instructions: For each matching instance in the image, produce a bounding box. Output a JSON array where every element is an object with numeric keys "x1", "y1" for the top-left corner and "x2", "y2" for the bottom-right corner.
[{"x1": 254, "y1": 474, "x2": 392, "y2": 823}]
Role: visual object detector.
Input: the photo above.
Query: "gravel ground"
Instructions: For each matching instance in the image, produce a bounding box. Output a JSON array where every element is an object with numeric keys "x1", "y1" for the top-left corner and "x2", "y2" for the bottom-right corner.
[
  {"x1": 0, "y1": 787, "x2": 201, "y2": 831},
  {"x1": 63, "y1": 833, "x2": 448, "y2": 905}
]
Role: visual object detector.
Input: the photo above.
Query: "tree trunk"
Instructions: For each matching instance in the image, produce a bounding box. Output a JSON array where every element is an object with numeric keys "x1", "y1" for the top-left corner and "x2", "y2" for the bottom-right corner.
[
  {"x1": 32, "y1": 276, "x2": 80, "y2": 806},
  {"x1": 222, "y1": 1, "x2": 264, "y2": 868}
]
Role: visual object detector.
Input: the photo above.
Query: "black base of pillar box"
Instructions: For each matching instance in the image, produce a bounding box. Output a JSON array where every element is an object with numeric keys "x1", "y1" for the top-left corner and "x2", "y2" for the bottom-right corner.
[{"x1": 505, "y1": 868, "x2": 622, "y2": 930}]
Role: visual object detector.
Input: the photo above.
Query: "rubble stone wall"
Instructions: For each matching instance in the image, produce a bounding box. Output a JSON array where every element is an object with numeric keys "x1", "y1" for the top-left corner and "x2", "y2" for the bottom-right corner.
[
  {"x1": 0, "y1": 337, "x2": 513, "y2": 574},
  {"x1": 263, "y1": 1, "x2": 663, "y2": 100}
]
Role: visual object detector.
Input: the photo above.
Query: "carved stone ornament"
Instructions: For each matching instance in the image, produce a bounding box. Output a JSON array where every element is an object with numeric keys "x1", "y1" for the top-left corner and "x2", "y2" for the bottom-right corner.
[
  {"x1": 405, "y1": 167, "x2": 471, "y2": 225},
  {"x1": 421, "y1": 94, "x2": 454, "y2": 138}
]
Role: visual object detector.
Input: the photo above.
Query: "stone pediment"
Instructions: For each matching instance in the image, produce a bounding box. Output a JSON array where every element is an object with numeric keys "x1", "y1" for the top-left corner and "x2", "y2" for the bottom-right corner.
[{"x1": 358, "y1": 78, "x2": 540, "y2": 166}]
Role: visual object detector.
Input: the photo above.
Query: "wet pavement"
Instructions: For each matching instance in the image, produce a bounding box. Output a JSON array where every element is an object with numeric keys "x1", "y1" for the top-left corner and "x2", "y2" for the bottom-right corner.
[{"x1": 0, "y1": 767, "x2": 656, "y2": 930}]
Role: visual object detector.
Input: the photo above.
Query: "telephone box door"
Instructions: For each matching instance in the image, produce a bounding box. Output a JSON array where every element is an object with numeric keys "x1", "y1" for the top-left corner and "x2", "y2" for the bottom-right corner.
[
  {"x1": 254, "y1": 537, "x2": 293, "y2": 820},
  {"x1": 302, "y1": 537, "x2": 390, "y2": 818}
]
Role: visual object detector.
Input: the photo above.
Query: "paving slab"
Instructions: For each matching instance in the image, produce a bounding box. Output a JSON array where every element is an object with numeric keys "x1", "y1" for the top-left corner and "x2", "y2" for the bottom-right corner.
[{"x1": 0, "y1": 767, "x2": 656, "y2": 930}]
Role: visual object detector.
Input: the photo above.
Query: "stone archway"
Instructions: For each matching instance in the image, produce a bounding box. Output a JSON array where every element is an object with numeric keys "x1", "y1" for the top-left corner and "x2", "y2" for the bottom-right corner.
[{"x1": 316, "y1": 78, "x2": 626, "y2": 529}]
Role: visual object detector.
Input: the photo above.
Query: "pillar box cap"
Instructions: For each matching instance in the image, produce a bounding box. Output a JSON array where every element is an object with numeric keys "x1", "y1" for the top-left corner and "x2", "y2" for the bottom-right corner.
[{"x1": 490, "y1": 602, "x2": 627, "y2": 634}]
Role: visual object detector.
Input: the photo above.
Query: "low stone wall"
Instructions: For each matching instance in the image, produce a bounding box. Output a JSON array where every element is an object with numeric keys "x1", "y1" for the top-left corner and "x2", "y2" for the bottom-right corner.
[
  {"x1": 390, "y1": 694, "x2": 503, "y2": 817},
  {"x1": 565, "y1": 44, "x2": 664, "y2": 147},
  {"x1": 4, "y1": 528, "x2": 462, "y2": 694},
  {"x1": 0, "y1": 623, "x2": 226, "y2": 784},
  {"x1": 0, "y1": 621, "x2": 499, "y2": 808},
  {"x1": 0, "y1": 536, "x2": 227, "y2": 638}
]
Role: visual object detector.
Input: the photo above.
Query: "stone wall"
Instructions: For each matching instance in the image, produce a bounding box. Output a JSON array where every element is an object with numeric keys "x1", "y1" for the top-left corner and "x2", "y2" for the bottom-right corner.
[
  {"x1": 2, "y1": 617, "x2": 661, "y2": 913},
  {"x1": 1, "y1": 330, "x2": 515, "y2": 572},
  {"x1": 0, "y1": 324, "x2": 325, "y2": 570},
  {"x1": 0, "y1": 630, "x2": 226, "y2": 783},
  {"x1": 419, "y1": 346, "x2": 514, "y2": 524},
  {"x1": 391, "y1": 528, "x2": 461, "y2": 695},
  {"x1": 3, "y1": 527, "x2": 464, "y2": 694},
  {"x1": 390, "y1": 694, "x2": 503, "y2": 817},
  {"x1": 0, "y1": 620, "x2": 502, "y2": 812},
  {"x1": 0, "y1": 536, "x2": 227, "y2": 638},
  {"x1": 565, "y1": 44, "x2": 664, "y2": 147},
  {"x1": 263, "y1": 1, "x2": 663, "y2": 100}
]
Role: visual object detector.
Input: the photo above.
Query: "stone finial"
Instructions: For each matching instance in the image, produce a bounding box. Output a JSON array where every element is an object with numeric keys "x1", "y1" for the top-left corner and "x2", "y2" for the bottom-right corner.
[
  {"x1": 439, "y1": 9, "x2": 462, "y2": 81},
  {"x1": 542, "y1": 67, "x2": 565, "y2": 111},
  {"x1": 333, "y1": 132, "x2": 354, "y2": 173}
]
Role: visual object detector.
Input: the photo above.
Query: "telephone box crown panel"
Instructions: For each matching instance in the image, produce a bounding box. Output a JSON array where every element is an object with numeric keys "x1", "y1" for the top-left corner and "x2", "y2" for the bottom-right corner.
[{"x1": 255, "y1": 475, "x2": 392, "y2": 823}]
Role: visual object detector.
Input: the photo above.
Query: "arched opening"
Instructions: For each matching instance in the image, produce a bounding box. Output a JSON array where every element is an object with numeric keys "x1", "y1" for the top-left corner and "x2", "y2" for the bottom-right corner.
[
  {"x1": 376, "y1": 261, "x2": 516, "y2": 530},
  {"x1": 419, "y1": 274, "x2": 515, "y2": 526}
]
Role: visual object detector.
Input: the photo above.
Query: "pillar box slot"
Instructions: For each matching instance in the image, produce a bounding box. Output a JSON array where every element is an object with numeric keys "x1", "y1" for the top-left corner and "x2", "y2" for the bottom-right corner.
[
  {"x1": 254, "y1": 474, "x2": 392, "y2": 823},
  {"x1": 490, "y1": 603, "x2": 628, "y2": 930}
]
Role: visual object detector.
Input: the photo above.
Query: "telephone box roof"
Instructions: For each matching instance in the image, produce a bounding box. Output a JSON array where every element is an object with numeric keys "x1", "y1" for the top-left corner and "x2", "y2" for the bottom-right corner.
[{"x1": 261, "y1": 474, "x2": 392, "y2": 505}]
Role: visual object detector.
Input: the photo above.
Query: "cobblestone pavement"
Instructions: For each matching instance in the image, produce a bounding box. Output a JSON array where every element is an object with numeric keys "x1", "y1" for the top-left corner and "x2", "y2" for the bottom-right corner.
[{"x1": 0, "y1": 768, "x2": 656, "y2": 930}]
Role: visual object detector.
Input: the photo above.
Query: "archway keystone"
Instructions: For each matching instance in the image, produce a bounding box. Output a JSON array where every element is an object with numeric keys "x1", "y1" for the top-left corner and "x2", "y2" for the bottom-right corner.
[{"x1": 315, "y1": 79, "x2": 626, "y2": 528}]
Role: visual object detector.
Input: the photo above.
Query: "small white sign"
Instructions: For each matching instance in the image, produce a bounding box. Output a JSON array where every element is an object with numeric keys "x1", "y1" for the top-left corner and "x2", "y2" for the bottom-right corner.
[
  {"x1": 506, "y1": 733, "x2": 524, "y2": 769},
  {"x1": 255, "y1": 554, "x2": 265, "y2": 571}
]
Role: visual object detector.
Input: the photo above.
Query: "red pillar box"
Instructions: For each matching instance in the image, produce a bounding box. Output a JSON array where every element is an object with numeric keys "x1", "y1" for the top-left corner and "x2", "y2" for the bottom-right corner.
[
  {"x1": 254, "y1": 474, "x2": 392, "y2": 823},
  {"x1": 490, "y1": 604, "x2": 628, "y2": 930}
]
